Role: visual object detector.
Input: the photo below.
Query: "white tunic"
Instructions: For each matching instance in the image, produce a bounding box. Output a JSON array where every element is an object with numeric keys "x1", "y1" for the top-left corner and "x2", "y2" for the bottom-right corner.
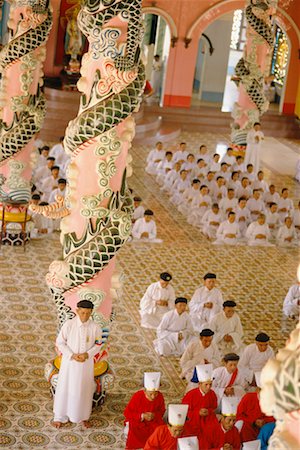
[
  {"x1": 234, "y1": 206, "x2": 251, "y2": 236},
  {"x1": 245, "y1": 222, "x2": 272, "y2": 246},
  {"x1": 201, "y1": 210, "x2": 222, "y2": 238},
  {"x1": 222, "y1": 155, "x2": 236, "y2": 166},
  {"x1": 236, "y1": 185, "x2": 252, "y2": 200},
  {"x1": 239, "y1": 343, "x2": 274, "y2": 373},
  {"x1": 161, "y1": 169, "x2": 180, "y2": 192},
  {"x1": 140, "y1": 281, "x2": 176, "y2": 329},
  {"x1": 209, "y1": 161, "x2": 221, "y2": 173},
  {"x1": 180, "y1": 339, "x2": 221, "y2": 379},
  {"x1": 252, "y1": 179, "x2": 268, "y2": 192},
  {"x1": 178, "y1": 188, "x2": 200, "y2": 215},
  {"x1": 208, "y1": 311, "x2": 244, "y2": 355},
  {"x1": 132, "y1": 218, "x2": 158, "y2": 241},
  {"x1": 172, "y1": 150, "x2": 189, "y2": 164},
  {"x1": 214, "y1": 220, "x2": 241, "y2": 245},
  {"x1": 170, "y1": 179, "x2": 190, "y2": 204},
  {"x1": 283, "y1": 284, "x2": 300, "y2": 318},
  {"x1": 189, "y1": 286, "x2": 223, "y2": 331},
  {"x1": 50, "y1": 143, "x2": 69, "y2": 167},
  {"x1": 211, "y1": 184, "x2": 227, "y2": 202},
  {"x1": 266, "y1": 210, "x2": 281, "y2": 238},
  {"x1": 276, "y1": 224, "x2": 298, "y2": 247},
  {"x1": 219, "y1": 197, "x2": 238, "y2": 215},
  {"x1": 146, "y1": 149, "x2": 165, "y2": 175},
  {"x1": 245, "y1": 129, "x2": 264, "y2": 174},
  {"x1": 246, "y1": 198, "x2": 265, "y2": 220},
  {"x1": 49, "y1": 187, "x2": 66, "y2": 204},
  {"x1": 212, "y1": 366, "x2": 252, "y2": 405},
  {"x1": 277, "y1": 198, "x2": 294, "y2": 221},
  {"x1": 153, "y1": 310, "x2": 195, "y2": 357},
  {"x1": 263, "y1": 191, "x2": 280, "y2": 206},
  {"x1": 40, "y1": 176, "x2": 60, "y2": 201},
  {"x1": 53, "y1": 317, "x2": 102, "y2": 423},
  {"x1": 132, "y1": 205, "x2": 145, "y2": 222}
]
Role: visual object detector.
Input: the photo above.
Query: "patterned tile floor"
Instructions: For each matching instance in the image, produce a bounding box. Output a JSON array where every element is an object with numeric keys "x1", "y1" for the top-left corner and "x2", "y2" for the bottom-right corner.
[{"x1": 0, "y1": 131, "x2": 299, "y2": 449}]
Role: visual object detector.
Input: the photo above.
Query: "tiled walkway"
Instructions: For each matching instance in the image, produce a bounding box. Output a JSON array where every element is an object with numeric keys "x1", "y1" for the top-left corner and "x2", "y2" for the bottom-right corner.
[{"x1": 0, "y1": 131, "x2": 299, "y2": 449}]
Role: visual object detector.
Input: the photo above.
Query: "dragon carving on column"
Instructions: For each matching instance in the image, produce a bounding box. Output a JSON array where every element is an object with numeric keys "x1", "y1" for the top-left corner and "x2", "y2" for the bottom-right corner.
[
  {"x1": 42, "y1": 0, "x2": 145, "y2": 403},
  {"x1": 0, "y1": 0, "x2": 52, "y2": 206},
  {"x1": 231, "y1": 0, "x2": 277, "y2": 147}
]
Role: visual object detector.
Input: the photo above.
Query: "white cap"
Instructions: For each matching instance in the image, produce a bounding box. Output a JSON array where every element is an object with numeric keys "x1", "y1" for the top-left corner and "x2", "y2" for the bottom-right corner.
[
  {"x1": 255, "y1": 372, "x2": 261, "y2": 388},
  {"x1": 221, "y1": 396, "x2": 239, "y2": 416},
  {"x1": 144, "y1": 372, "x2": 161, "y2": 391},
  {"x1": 196, "y1": 363, "x2": 213, "y2": 382},
  {"x1": 242, "y1": 440, "x2": 261, "y2": 450},
  {"x1": 168, "y1": 404, "x2": 188, "y2": 426},
  {"x1": 178, "y1": 436, "x2": 199, "y2": 450}
]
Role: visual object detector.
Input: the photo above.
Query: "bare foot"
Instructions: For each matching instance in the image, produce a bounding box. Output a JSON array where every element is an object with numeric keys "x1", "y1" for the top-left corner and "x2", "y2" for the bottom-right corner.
[
  {"x1": 82, "y1": 420, "x2": 91, "y2": 428},
  {"x1": 51, "y1": 421, "x2": 63, "y2": 429}
]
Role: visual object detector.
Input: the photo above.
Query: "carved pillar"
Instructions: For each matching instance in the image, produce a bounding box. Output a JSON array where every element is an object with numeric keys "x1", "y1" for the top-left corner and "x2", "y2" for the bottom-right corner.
[
  {"x1": 40, "y1": 0, "x2": 145, "y2": 399},
  {"x1": 231, "y1": 0, "x2": 277, "y2": 149},
  {"x1": 0, "y1": 0, "x2": 52, "y2": 202}
]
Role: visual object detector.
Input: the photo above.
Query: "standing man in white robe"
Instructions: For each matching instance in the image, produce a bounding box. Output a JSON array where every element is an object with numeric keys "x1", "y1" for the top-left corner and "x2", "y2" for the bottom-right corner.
[
  {"x1": 153, "y1": 297, "x2": 194, "y2": 357},
  {"x1": 208, "y1": 301, "x2": 244, "y2": 356},
  {"x1": 189, "y1": 273, "x2": 223, "y2": 332},
  {"x1": 140, "y1": 272, "x2": 175, "y2": 329},
  {"x1": 180, "y1": 328, "x2": 221, "y2": 382},
  {"x1": 52, "y1": 300, "x2": 102, "y2": 428},
  {"x1": 132, "y1": 210, "x2": 162, "y2": 243},
  {"x1": 238, "y1": 333, "x2": 274, "y2": 381},
  {"x1": 244, "y1": 122, "x2": 264, "y2": 174}
]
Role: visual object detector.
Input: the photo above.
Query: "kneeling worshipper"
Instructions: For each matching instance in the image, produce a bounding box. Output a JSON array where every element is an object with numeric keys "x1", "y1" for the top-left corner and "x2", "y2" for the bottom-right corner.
[
  {"x1": 139, "y1": 272, "x2": 175, "y2": 329},
  {"x1": 132, "y1": 209, "x2": 162, "y2": 243},
  {"x1": 180, "y1": 329, "x2": 221, "y2": 385},
  {"x1": 189, "y1": 273, "x2": 223, "y2": 332},
  {"x1": 177, "y1": 436, "x2": 199, "y2": 450},
  {"x1": 153, "y1": 297, "x2": 194, "y2": 357},
  {"x1": 209, "y1": 301, "x2": 244, "y2": 356},
  {"x1": 236, "y1": 373, "x2": 275, "y2": 443},
  {"x1": 123, "y1": 372, "x2": 165, "y2": 449},
  {"x1": 276, "y1": 216, "x2": 298, "y2": 247},
  {"x1": 144, "y1": 404, "x2": 189, "y2": 450},
  {"x1": 202, "y1": 397, "x2": 241, "y2": 450},
  {"x1": 214, "y1": 212, "x2": 241, "y2": 246},
  {"x1": 212, "y1": 353, "x2": 252, "y2": 407},
  {"x1": 182, "y1": 364, "x2": 218, "y2": 438},
  {"x1": 245, "y1": 214, "x2": 273, "y2": 246},
  {"x1": 52, "y1": 300, "x2": 102, "y2": 429},
  {"x1": 238, "y1": 333, "x2": 274, "y2": 382}
]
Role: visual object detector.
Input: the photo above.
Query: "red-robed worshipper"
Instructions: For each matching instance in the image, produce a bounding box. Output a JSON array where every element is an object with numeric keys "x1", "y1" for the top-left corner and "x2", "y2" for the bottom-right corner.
[
  {"x1": 236, "y1": 372, "x2": 275, "y2": 443},
  {"x1": 182, "y1": 363, "x2": 218, "y2": 438},
  {"x1": 203, "y1": 397, "x2": 241, "y2": 450},
  {"x1": 144, "y1": 404, "x2": 189, "y2": 450},
  {"x1": 124, "y1": 372, "x2": 165, "y2": 449}
]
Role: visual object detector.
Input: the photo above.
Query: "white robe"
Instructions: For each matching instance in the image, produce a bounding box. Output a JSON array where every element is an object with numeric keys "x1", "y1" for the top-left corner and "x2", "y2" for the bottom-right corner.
[
  {"x1": 212, "y1": 366, "x2": 252, "y2": 406},
  {"x1": 188, "y1": 194, "x2": 212, "y2": 226},
  {"x1": 31, "y1": 213, "x2": 53, "y2": 238},
  {"x1": 234, "y1": 206, "x2": 251, "y2": 236},
  {"x1": 189, "y1": 286, "x2": 223, "y2": 332},
  {"x1": 245, "y1": 129, "x2": 264, "y2": 174},
  {"x1": 49, "y1": 143, "x2": 69, "y2": 167},
  {"x1": 172, "y1": 150, "x2": 189, "y2": 164},
  {"x1": 222, "y1": 155, "x2": 236, "y2": 166},
  {"x1": 266, "y1": 210, "x2": 281, "y2": 238},
  {"x1": 153, "y1": 310, "x2": 195, "y2": 357},
  {"x1": 132, "y1": 205, "x2": 145, "y2": 222},
  {"x1": 214, "y1": 220, "x2": 241, "y2": 245},
  {"x1": 245, "y1": 222, "x2": 273, "y2": 246},
  {"x1": 201, "y1": 210, "x2": 222, "y2": 239},
  {"x1": 252, "y1": 179, "x2": 268, "y2": 192},
  {"x1": 170, "y1": 179, "x2": 190, "y2": 204},
  {"x1": 263, "y1": 191, "x2": 280, "y2": 206},
  {"x1": 53, "y1": 317, "x2": 102, "y2": 423},
  {"x1": 40, "y1": 176, "x2": 60, "y2": 202},
  {"x1": 140, "y1": 281, "x2": 176, "y2": 329},
  {"x1": 132, "y1": 218, "x2": 161, "y2": 242},
  {"x1": 246, "y1": 198, "x2": 265, "y2": 220},
  {"x1": 161, "y1": 169, "x2": 180, "y2": 192},
  {"x1": 208, "y1": 311, "x2": 244, "y2": 355},
  {"x1": 236, "y1": 185, "x2": 252, "y2": 200},
  {"x1": 276, "y1": 224, "x2": 298, "y2": 247},
  {"x1": 180, "y1": 339, "x2": 221, "y2": 379},
  {"x1": 146, "y1": 149, "x2": 165, "y2": 175},
  {"x1": 209, "y1": 161, "x2": 221, "y2": 173},
  {"x1": 211, "y1": 184, "x2": 227, "y2": 203},
  {"x1": 219, "y1": 197, "x2": 238, "y2": 215},
  {"x1": 283, "y1": 284, "x2": 300, "y2": 318},
  {"x1": 239, "y1": 343, "x2": 274, "y2": 373},
  {"x1": 277, "y1": 198, "x2": 294, "y2": 222},
  {"x1": 177, "y1": 188, "x2": 200, "y2": 215}
]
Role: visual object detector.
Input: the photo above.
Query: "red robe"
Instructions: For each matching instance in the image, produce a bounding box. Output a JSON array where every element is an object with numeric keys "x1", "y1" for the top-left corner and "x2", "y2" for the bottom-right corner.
[
  {"x1": 203, "y1": 420, "x2": 241, "y2": 450},
  {"x1": 236, "y1": 392, "x2": 275, "y2": 443},
  {"x1": 124, "y1": 390, "x2": 165, "y2": 449},
  {"x1": 144, "y1": 424, "x2": 190, "y2": 450},
  {"x1": 182, "y1": 388, "x2": 218, "y2": 437}
]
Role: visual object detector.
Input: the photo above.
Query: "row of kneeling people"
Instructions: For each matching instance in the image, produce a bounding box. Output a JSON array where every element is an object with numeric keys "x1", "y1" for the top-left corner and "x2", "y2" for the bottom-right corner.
[{"x1": 124, "y1": 369, "x2": 275, "y2": 449}]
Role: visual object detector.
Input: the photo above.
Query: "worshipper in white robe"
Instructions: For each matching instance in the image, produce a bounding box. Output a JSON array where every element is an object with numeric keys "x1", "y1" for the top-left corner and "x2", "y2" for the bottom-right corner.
[
  {"x1": 31, "y1": 202, "x2": 54, "y2": 238},
  {"x1": 145, "y1": 142, "x2": 165, "y2": 175},
  {"x1": 265, "y1": 203, "x2": 280, "y2": 239},
  {"x1": 232, "y1": 155, "x2": 246, "y2": 175},
  {"x1": 181, "y1": 154, "x2": 196, "y2": 179},
  {"x1": 172, "y1": 142, "x2": 189, "y2": 164},
  {"x1": 195, "y1": 144, "x2": 211, "y2": 165},
  {"x1": 48, "y1": 179, "x2": 67, "y2": 231},
  {"x1": 214, "y1": 212, "x2": 241, "y2": 245},
  {"x1": 151, "y1": 54, "x2": 163, "y2": 97},
  {"x1": 293, "y1": 200, "x2": 300, "y2": 236},
  {"x1": 35, "y1": 145, "x2": 50, "y2": 170},
  {"x1": 188, "y1": 185, "x2": 211, "y2": 226},
  {"x1": 153, "y1": 297, "x2": 195, "y2": 357},
  {"x1": 276, "y1": 216, "x2": 298, "y2": 247},
  {"x1": 189, "y1": 273, "x2": 223, "y2": 332},
  {"x1": 239, "y1": 333, "x2": 274, "y2": 379},
  {"x1": 208, "y1": 301, "x2": 244, "y2": 356},
  {"x1": 217, "y1": 162, "x2": 231, "y2": 182},
  {"x1": 211, "y1": 176, "x2": 227, "y2": 203},
  {"x1": 201, "y1": 203, "x2": 222, "y2": 239},
  {"x1": 236, "y1": 177, "x2": 252, "y2": 200},
  {"x1": 34, "y1": 156, "x2": 55, "y2": 188},
  {"x1": 277, "y1": 188, "x2": 294, "y2": 222},
  {"x1": 244, "y1": 122, "x2": 264, "y2": 174},
  {"x1": 191, "y1": 158, "x2": 208, "y2": 181},
  {"x1": 234, "y1": 197, "x2": 251, "y2": 237},
  {"x1": 169, "y1": 170, "x2": 190, "y2": 204},
  {"x1": 180, "y1": 328, "x2": 221, "y2": 383},
  {"x1": 243, "y1": 164, "x2": 256, "y2": 184},
  {"x1": 252, "y1": 171, "x2": 268, "y2": 193},
  {"x1": 177, "y1": 179, "x2": 201, "y2": 215},
  {"x1": 52, "y1": 300, "x2": 102, "y2": 428},
  {"x1": 155, "y1": 151, "x2": 173, "y2": 185},
  {"x1": 161, "y1": 162, "x2": 182, "y2": 192},
  {"x1": 132, "y1": 196, "x2": 145, "y2": 223},
  {"x1": 132, "y1": 209, "x2": 162, "y2": 243},
  {"x1": 245, "y1": 214, "x2": 273, "y2": 247},
  {"x1": 49, "y1": 137, "x2": 69, "y2": 168},
  {"x1": 219, "y1": 189, "x2": 238, "y2": 216},
  {"x1": 228, "y1": 172, "x2": 241, "y2": 195},
  {"x1": 212, "y1": 353, "x2": 252, "y2": 407},
  {"x1": 203, "y1": 171, "x2": 216, "y2": 194},
  {"x1": 209, "y1": 153, "x2": 221, "y2": 173},
  {"x1": 140, "y1": 272, "x2": 176, "y2": 329},
  {"x1": 40, "y1": 166, "x2": 61, "y2": 202},
  {"x1": 246, "y1": 190, "x2": 265, "y2": 221},
  {"x1": 282, "y1": 282, "x2": 300, "y2": 319},
  {"x1": 263, "y1": 184, "x2": 280, "y2": 207},
  {"x1": 221, "y1": 147, "x2": 236, "y2": 167}
]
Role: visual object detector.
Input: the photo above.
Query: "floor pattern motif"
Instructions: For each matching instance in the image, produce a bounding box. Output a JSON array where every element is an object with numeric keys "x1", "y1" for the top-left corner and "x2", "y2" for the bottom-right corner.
[{"x1": 0, "y1": 131, "x2": 299, "y2": 449}]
